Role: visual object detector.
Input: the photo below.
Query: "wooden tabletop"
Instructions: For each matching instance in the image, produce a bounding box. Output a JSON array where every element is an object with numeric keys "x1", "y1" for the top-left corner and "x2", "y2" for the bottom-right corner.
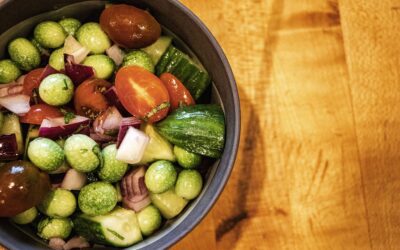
[{"x1": 173, "y1": 0, "x2": 400, "y2": 249}]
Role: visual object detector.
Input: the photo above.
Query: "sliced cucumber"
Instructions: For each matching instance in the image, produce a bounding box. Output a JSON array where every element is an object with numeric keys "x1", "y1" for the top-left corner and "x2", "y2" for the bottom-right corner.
[
  {"x1": 0, "y1": 113, "x2": 24, "y2": 154},
  {"x1": 155, "y1": 45, "x2": 211, "y2": 99},
  {"x1": 150, "y1": 188, "x2": 188, "y2": 219},
  {"x1": 155, "y1": 45, "x2": 174, "y2": 76},
  {"x1": 142, "y1": 36, "x2": 172, "y2": 65},
  {"x1": 138, "y1": 123, "x2": 176, "y2": 165},
  {"x1": 73, "y1": 206, "x2": 143, "y2": 247}
]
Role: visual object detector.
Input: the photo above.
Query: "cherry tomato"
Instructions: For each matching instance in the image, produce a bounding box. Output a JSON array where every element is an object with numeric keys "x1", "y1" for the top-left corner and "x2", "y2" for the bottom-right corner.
[
  {"x1": 0, "y1": 161, "x2": 50, "y2": 217},
  {"x1": 20, "y1": 104, "x2": 63, "y2": 125},
  {"x1": 160, "y1": 73, "x2": 195, "y2": 111},
  {"x1": 100, "y1": 4, "x2": 161, "y2": 49},
  {"x1": 23, "y1": 68, "x2": 45, "y2": 96},
  {"x1": 74, "y1": 78, "x2": 111, "y2": 119},
  {"x1": 115, "y1": 66, "x2": 170, "y2": 123}
]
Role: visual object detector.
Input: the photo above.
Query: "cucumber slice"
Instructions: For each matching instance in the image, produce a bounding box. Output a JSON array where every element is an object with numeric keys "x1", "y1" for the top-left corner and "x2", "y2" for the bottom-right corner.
[
  {"x1": 142, "y1": 36, "x2": 172, "y2": 65},
  {"x1": 164, "y1": 49, "x2": 185, "y2": 73},
  {"x1": 0, "y1": 113, "x2": 24, "y2": 154},
  {"x1": 73, "y1": 206, "x2": 143, "y2": 247},
  {"x1": 150, "y1": 188, "x2": 188, "y2": 219},
  {"x1": 155, "y1": 45, "x2": 175, "y2": 76},
  {"x1": 155, "y1": 45, "x2": 211, "y2": 100},
  {"x1": 185, "y1": 71, "x2": 211, "y2": 100}
]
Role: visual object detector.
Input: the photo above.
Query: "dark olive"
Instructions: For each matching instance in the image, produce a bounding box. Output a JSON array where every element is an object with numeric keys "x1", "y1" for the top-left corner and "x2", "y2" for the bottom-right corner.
[
  {"x1": 100, "y1": 4, "x2": 161, "y2": 49},
  {"x1": 0, "y1": 161, "x2": 50, "y2": 217}
]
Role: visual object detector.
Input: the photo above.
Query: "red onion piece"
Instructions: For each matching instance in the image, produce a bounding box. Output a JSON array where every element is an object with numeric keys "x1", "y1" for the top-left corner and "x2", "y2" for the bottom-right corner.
[
  {"x1": 90, "y1": 132, "x2": 115, "y2": 143},
  {"x1": 106, "y1": 44, "x2": 124, "y2": 66},
  {"x1": 0, "y1": 82, "x2": 23, "y2": 98},
  {"x1": 123, "y1": 195, "x2": 151, "y2": 212},
  {"x1": 0, "y1": 94, "x2": 30, "y2": 115},
  {"x1": 63, "y1": 236, "x2": 90, "y2": 250},
  {"x1": 116, "y1": 117, "x2": 141, "y2": 148},
  {"x1": 0, "y1": 134, "x2": 19, "y2": 160},
  {"x1": 61, "y1": 168, "x2": 87, "y2": 190},
  {"x1": 38, "y1": 65, "x2": 58, "y2": 82},
  {"x1": 48, "y1": 238, "x2": 66, "y2": 250},
  {"x1": 16, "y1": 74, "x2": 26, "y2": 85},
  {"x1": 93, "y1": 106, "x2": 122, "y2": 136},
  {"x1": 121, "y1": 166, "x2": 150, "y2": 212},
  {"x1": 64, "y1": 54, "x2": 94, "y2": 86},
  {"x1": 64, "y1": 35, "x2": 90, "y2": 64},
  {"x1": 39, "y1": 115, "x2": 90, "y2": 139},
  {"x1": 103, "y1": 86, "x2": 129, "y2": 115}
]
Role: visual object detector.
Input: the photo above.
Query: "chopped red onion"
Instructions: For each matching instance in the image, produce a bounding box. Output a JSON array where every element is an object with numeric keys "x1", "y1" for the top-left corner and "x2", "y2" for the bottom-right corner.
[
  {"x1": 0, "y1": 134, "x2": 19, "y2": 161},
  {"x1": 16, "y1": 74, "x2": 26, "y2": 85},
  {"x1": 121, "y1": 166, "x2": 151, "y2": 212},
  {"x1": 61, "y1": 168, "x2": 87, "y2": 190},
  {"x1": 90, "y1": 132, "x2": 115, "y2": 143},
  {"x1": 38, "y1": 65, "x2": 58, "y2": 82},
  {"x1": 0, "y1": 82, "x2": 23, "y2": 98},
  {"x1": 103, "y1": 86, "x2": 129, "y2": 115},
  {"x1": 39, "y1": 115, "x2": 90, "y2": 139},
  {"x1": 48, "y1": 238, "x2": 66, "y2": 250},
  {"x1": 63, "y1": 236, "x2": 90, "y2": 250},
  {"x1": 116, "y1": 117, "x2": 141, "y2": 148},
  {"x1": 93, "y1": 106, "x2": 123, "y2": 136},
  {"x1": 106, "y1": 44, "x2": 125, "y2": 66},
  {"x1": 123, "y1": 195, "x2": 151, "y2": 212},
  {"x1": 0, "y1": 94, "x2": 30, "y2": 115},
  {"x1": 64, "y1": 54, "x2": 94, "y2": 86},
  {"x1": 64, "y1": 35, "x2": 90, "y2": 64}
]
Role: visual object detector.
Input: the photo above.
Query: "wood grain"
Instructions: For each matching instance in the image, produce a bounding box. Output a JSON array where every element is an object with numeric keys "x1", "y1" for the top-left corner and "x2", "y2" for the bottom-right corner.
[{"x1": 172, "y1": 0, "x2": 400, "y2": 249}]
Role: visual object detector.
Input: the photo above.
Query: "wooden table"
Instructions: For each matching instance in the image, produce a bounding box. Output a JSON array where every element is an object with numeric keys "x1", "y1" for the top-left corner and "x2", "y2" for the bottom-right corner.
[{"x1": 173, "y1": 0, "x2": 400, "y2": 249}]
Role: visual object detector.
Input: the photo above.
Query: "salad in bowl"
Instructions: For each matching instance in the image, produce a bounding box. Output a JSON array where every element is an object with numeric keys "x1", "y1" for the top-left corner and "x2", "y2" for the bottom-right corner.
[{"x1": 0, "y1": 3, "x2": 225, "y2": 249}]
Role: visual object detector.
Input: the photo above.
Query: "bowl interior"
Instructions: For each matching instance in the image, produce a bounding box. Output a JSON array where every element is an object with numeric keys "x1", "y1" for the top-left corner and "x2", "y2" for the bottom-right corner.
[{"x1": 0, "y1": 1, "x2": 240, "y2": 249}]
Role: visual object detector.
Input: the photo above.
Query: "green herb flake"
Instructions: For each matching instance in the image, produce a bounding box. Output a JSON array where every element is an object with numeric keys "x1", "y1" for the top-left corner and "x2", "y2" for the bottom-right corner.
[
  {"x1": 106, "y1": 228, "x2": 125, "y2": 240},
  {"x1": 63, "y1": 79, "x2": 69, "y2": 90},
  {"x1": 60, "y1": 108, "x2": 76, "y2": 124}
]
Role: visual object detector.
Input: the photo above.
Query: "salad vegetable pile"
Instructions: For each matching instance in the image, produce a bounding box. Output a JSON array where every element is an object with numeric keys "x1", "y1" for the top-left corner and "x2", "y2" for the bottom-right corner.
[{"x1": 0, "y1": 3, "x2": 225, "y2": 249}]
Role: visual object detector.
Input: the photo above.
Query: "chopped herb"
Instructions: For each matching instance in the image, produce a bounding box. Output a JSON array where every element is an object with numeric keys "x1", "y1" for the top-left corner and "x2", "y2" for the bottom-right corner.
[
  {"x1": 106, "y1": 228, "x2": 124, "y2": 240},
  {"x1": 80, "y1": 148, "x2": 88, "y2": 154},
  {"x1": 60, "y1": 108, "x2": 76, "y2": 124},
  {"x1": 63, "y1": 79, "x2": 69, "y2": 90}
]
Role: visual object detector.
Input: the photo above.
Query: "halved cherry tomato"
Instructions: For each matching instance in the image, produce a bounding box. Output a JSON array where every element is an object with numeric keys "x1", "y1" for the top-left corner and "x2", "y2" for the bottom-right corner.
[
  {"x1": 23, "y1": 68, "x2": 45, "y2": 96},
  {"x1": 19, "y1": 104, "x2": 63, "y2": 125},
  {"x1": 159, "y1": 73, "x2": 195, "y2": 111},
  {"x1": 115, "y1": 66, "x2": 170, "y2": 123},
  {"x1": 74, "y1": 78, "x2": 111, "y2": 119}
]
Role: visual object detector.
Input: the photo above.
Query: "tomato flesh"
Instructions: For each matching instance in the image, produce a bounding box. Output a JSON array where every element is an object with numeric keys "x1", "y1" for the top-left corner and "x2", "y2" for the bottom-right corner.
[
  {"x1": 74, "y1": 78, "x2": 111, "y2": 119},
  {"x1": 159, "y1": 73, "x2": 195, "y2": 111},
  {"x1": 23, "y1": 68, "x2": 45, "y2": 96},
  {"x1": 19, "y1": 104, "x2": 63, "y2": 125},
  {"x1": 115, "y1": 66, "x2": 170, "y2": 123}
]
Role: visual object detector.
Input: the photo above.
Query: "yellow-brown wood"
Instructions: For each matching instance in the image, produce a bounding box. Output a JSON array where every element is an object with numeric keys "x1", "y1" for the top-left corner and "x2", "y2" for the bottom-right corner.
[
  {"x1": 1, "y1": 1, "x2": 399, "y2": 249},
  {"x1": 172, "y1": 0, "x2": 400, "y2": 249}
]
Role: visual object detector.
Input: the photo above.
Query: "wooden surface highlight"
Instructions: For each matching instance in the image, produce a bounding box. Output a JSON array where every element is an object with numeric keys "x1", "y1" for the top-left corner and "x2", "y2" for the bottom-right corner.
[{"x1": 173, "y1": 0, "x2": 400, "y2": 249}]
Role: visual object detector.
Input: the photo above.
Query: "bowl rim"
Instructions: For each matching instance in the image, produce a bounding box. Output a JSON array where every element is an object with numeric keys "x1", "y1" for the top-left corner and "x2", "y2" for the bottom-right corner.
[
  {"x1": 140, "y1": 1, "x2": 240, "y2": 249},
  {"x1": 0, "y1": 0, "x2": 241, "y2": 249}
]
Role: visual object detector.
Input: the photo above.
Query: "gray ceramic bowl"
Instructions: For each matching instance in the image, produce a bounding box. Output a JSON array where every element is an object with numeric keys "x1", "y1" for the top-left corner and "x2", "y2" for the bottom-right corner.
[{"x1": 0, "y1": 1, "x2": 240, "y2": 249}]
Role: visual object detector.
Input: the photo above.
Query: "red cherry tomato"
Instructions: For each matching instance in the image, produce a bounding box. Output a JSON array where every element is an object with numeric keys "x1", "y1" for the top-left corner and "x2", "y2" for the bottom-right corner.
[
  {"x1": 74, "y1": 78, "x2": 111, "y2": 119},
  {"x1": 23, "y1": 68, "x2": 45, "y2": 96},
  {"x1": 115, "y1": 66, "x2": 170, "y2": 123},
  {"x1": 100, "y1": 4, "x2": 161, "y2": 49},
  {"x1": 19, "y1": 104, "x2": 63, "y2": 125},
  {"x1": 159, "y1": 73, "x2": 195, "y2": 111}
]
